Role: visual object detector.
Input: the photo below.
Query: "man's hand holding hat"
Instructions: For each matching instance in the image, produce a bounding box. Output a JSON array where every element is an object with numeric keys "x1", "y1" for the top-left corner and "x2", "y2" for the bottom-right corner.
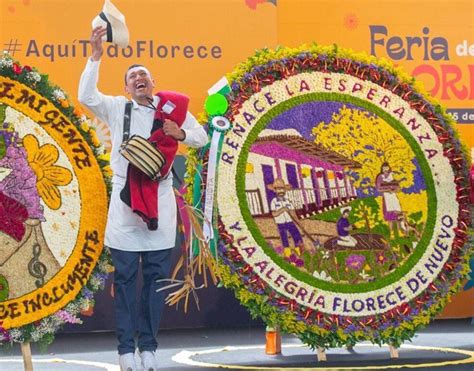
[{"x1": 90, "y1": 26, "x2": 107, "y2": 61}]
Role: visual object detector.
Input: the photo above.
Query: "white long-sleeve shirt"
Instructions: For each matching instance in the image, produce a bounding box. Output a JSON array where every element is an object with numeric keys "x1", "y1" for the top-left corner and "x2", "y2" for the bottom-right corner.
[{"x1": 78, "y1": 58, "x2": 208, "y2": 251}]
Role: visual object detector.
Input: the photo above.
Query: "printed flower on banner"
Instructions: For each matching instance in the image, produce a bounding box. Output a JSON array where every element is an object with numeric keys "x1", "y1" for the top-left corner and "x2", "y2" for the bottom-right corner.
[
  {"x1": 343, "y1": 13, "x2": 359, "y2": 30},
  {"x1": 245, "y1": 0, "x2": 276, "y2": 10},
  {"x1": 23, "y1": 135, "x2": 72, "y2": 210},
  {"x1": 345, "y1": 254, "x2": 366, "y2": 270}
]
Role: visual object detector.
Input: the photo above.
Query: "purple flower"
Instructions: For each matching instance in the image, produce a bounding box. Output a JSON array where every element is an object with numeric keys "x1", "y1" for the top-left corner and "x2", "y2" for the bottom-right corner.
[
  {"x1": 81, "y1": 288, "x2": 94, "y2": 300},
  {"x1": 345, "y1": 254, "x2": 366, "y2": 270},
  {"x1": 295, "y1": 258, "x2": 305, "y2": 268},
  {"x1": 56, "y1": 310, "x2": 81, "y2": 324},
  {"x1": 288, "y1": 254, "x2": 298, "y2": 263},
  {"x1": 0, "y1": 144, "x2": 44, "y2": 220}
]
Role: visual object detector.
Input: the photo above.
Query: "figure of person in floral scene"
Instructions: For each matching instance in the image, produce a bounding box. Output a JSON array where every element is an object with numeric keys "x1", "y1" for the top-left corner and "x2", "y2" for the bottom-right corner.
[
  {"x1": 268, "y1": 178, "x2": 304, "y2": 257},
  {"x1": 375, "y1": 162, "x2": 403, "y2": 238},
  {"x1": 336, "y1": 206, "x2": 357, "y2": 247}
]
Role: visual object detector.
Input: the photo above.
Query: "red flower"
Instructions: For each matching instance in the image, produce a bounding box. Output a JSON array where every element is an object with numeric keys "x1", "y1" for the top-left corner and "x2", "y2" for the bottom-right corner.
[
  {"x1": 245, "y1": 0, "x2": 267, "y2": 10},
  {"x1": 0, "y1": 191, "x2": 28, "y2": 241},
  {"x1": 12, "y1": 63, "x2": 23, "y2": 75},
  {"x1": 23, "y1": 65, "x2": 32, "y2": 72},
  {"x1": 375, "y1": 251, "x2": 388, "y2": 265}
]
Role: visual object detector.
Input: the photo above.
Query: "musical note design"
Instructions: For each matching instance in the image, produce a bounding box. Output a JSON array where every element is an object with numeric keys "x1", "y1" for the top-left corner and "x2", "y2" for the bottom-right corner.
[{"x1": 28, "y1": 242, "x2": 47, "y2": 288}]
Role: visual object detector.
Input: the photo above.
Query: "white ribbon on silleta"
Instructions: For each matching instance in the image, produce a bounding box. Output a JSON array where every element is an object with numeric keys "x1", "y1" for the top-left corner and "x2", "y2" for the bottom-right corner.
[{"x1": 202, "y1": 77, "x2": 231, "y2": 244}]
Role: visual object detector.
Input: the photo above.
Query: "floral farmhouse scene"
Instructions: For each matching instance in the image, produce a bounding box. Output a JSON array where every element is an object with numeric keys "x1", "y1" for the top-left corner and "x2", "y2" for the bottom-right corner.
[{"x1": 245, "y1": 102, "x2": 428, "y2": 285}]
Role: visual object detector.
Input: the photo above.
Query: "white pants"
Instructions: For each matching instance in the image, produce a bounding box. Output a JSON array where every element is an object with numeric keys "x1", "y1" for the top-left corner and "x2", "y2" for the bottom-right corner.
[{"x1": 337, "y1": 235, "x2": 357, "y2": 247}]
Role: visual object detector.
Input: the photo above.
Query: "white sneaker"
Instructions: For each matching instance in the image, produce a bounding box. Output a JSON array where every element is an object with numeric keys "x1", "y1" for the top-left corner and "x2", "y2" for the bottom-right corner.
[
  {"x1": 119, "y1": 353, "x2": 137, "y2": 371},
  {"x1": 140, "y1": 350, "x2": 158, "y2": 371}
]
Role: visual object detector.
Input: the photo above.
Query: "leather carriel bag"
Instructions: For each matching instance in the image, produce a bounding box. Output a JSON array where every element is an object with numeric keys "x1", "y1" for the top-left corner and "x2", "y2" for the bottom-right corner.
[{"x1": 119, "y1": 101, "x2": 166, "y2": 181}]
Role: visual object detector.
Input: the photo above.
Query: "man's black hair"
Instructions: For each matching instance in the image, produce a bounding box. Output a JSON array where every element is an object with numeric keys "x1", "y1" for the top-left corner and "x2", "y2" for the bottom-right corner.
[{"x1": 124, "y1": 64, "x2": 146, "y2": 84}]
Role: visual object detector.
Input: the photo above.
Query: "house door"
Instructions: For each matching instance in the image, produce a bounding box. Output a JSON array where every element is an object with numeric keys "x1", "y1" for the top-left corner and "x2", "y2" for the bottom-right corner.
[
  {"x1": 311, "y1": 169, "x2": 321, "y2": 207},
  {"x1": 262, "y1": 164, "x2": 276, "y2": 211},
  {"x1": 285, "y1": 163, "x2": 299, "y2": 188}
]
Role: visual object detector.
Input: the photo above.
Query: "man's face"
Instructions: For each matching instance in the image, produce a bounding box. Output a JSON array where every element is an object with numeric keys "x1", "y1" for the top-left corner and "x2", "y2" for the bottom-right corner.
[
  {"x1": 276, "y1": 188, "x2": 286, "y2": 197},
  {"x1": 125, "y1": 67, "x2": 154, "y2": 101}
]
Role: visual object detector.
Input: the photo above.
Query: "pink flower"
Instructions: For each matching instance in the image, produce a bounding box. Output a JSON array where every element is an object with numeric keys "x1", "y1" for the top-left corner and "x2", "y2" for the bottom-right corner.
[
  {"x1": 274, "y1": 245, "x2": 284, "y2": 254},
  {"x1": 345, "y1": 254, "x2": 365, "y2": 270}
]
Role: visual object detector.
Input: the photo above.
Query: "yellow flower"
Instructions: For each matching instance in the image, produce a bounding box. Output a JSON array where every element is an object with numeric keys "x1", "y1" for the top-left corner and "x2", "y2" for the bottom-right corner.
[
  {"x1": 59, "y1": 99, "x2": 69, "y2": 108},
  {"x1": 90, "y1": 130, "x2": 101, "y2": 147},
  {"x1": 23, "y1": 135, "x2": 73, "y2": 210},
  {"x1": 98, "y1": 152, "x2": 110, "y2": 162},
  {"x1": 102, "y1": 165, "x2": 113, "y2": 177},
  {"x1": 80, "y1": 121, "x2": 90, "y2": 133}
]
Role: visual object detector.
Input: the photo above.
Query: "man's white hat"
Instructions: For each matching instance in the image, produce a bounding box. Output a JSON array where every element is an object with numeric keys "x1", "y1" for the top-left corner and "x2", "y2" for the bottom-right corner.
[
  {"x1": 340, "y1": 206, "x2": 352, "y2": 214},
  {"x1": 92, "y1": 0, "x2": 129, "y2": 48}
]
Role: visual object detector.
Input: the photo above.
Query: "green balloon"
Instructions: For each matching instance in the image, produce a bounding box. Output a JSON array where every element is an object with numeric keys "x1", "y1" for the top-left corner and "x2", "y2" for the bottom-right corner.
[{"x1": 204, "y1": 94, "x2": 228, "y2": 115}]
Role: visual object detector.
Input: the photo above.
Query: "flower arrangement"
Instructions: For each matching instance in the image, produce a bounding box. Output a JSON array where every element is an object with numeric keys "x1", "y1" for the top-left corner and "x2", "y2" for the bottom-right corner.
[
  {"x1": 0, "y1": 52, "x2": 111, "y2": 347},
  {"x1": 188, "y1": 45, "x2": 472, "y2": 349}
]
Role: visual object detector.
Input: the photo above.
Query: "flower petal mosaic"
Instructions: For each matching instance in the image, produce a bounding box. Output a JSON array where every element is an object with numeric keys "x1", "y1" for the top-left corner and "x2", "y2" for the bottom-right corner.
[
  {"x1": 188, "y1": 45, "x2": 472, "y2": 348},
  {"x1": 0, "y1": 53, "x2": 111, "y2": 346}
]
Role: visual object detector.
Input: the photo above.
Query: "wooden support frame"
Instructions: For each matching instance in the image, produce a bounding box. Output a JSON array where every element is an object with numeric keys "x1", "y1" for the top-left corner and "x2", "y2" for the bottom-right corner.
[
  {"x1": 21, "y1": 342, "x2": 33, "y2": 371},
  {"x1": 316, "y1": 347, "x2": 327, "y2": 361}
]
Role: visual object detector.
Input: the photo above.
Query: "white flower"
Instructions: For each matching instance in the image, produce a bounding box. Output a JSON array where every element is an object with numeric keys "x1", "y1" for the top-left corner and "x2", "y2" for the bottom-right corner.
[
  {"x1": 26, "y1": 71, "x2": 41, "y2": 83},
  {"x1": 0, "y1": 57, "x2": 13, "y2": 68},
  {"x1": 52, "y1": 89, "x2": 66, "y2": 101},
  {"x1": 65, "y1": 302, "x2": 81, "y2": 314},
  {"x1": 359, "y1": 271, "x2": 371, "y2": 280},
  {"x1": 312, "y1": 270, "x2": 332, "y2": 281},
  {"x1": 96, "y1": 144, "x2": 106, "y2": 155},
  {"x1": 322, "y1": 250, "x2": 330, "y2": 259},
  {"x1": 9, "y1": 329, "x2": 23, "y2": 342}
]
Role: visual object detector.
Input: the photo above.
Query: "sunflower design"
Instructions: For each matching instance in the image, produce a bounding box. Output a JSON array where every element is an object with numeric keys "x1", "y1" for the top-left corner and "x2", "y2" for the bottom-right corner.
[{"x1": 23, "y1": 135, "x2": 72, "y2": 210}]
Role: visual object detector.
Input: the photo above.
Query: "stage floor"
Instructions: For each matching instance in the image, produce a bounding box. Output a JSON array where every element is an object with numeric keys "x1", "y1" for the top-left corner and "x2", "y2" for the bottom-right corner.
[{"x1": 0, "y1": 319, "x2": 473, "y2": 370}]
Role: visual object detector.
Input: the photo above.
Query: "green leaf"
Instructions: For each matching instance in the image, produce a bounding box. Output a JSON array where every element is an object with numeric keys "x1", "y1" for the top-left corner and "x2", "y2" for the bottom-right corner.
[
  {"x1": 0, "y1": 274, "x2": 9, "y2": 301},
  {"x1": 0, "y1": 136, "x2": 5, "y2": 160},
  {"x1": 0, "y1": 104, "x2": 5, "y2": 123}
]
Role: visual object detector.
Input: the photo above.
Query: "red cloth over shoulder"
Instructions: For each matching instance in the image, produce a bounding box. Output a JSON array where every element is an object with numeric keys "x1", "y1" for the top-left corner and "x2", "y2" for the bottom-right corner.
[{"x1": 121, "y1": 91, "x2": 189, "y2": 230}]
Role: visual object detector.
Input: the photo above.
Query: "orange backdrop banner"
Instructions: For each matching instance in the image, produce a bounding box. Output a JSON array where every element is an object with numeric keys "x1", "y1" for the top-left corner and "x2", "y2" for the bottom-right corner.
[{"x1": 1, "y1": 0, "x2": 472, "y2": 318}]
